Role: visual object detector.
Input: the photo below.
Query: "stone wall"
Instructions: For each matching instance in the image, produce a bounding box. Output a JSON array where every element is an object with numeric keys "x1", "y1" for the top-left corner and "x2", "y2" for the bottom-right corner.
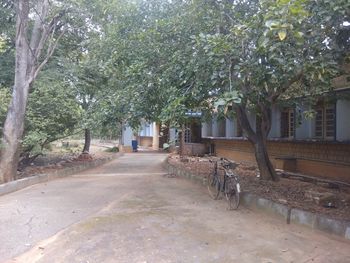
[
  {"x1": 206, "y1": 138, "x2": 350, "y2": 182},
  {"x1": 183, "y1": 143, "x2": 206, "y2": 156}
]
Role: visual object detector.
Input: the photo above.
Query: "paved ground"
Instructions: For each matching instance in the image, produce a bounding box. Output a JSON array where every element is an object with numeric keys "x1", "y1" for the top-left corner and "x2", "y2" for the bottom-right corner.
[{"x1": 0, "y1": 153, "x2": 349, "y2": 263}]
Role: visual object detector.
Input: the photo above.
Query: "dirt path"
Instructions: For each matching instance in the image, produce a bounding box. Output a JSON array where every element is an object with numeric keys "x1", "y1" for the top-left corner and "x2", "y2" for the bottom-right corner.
[{"x1": 1, "y1": 153, "x2": 349, "y2": 263}]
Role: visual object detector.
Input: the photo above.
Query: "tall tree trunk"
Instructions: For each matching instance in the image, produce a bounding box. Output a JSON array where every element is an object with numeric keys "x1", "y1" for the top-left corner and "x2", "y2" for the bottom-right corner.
[
  {"x1": 0, "y1": 97, "x2": 29, "y2": 182},
  {"x1": 82, "y1": 128, "x2": 91, "y2": 153},
  {"x1": 235, "y1": 104, "x2": 279, "y2": 181},
  {"x1": 179, "y1": 125, "x2": 185, "y2": 157},
  {"x1": 0, "y1": 0, "x2": 63, "y2": 183},
  {"x1": 254, "y1": 133, "x2": 279, "y2": 181},
  {"x1": 0, "y1": 1, "x2": 30, "y2": 183}
]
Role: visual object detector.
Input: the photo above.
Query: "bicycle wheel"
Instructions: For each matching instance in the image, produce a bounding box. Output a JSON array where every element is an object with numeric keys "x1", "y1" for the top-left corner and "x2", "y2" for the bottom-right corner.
[
  {"x1": 225, "y1": 178, "x2": 240, "y2": 210},
  {"x1": 207, "y1": 171, "x2": 220, "y2": 200}
]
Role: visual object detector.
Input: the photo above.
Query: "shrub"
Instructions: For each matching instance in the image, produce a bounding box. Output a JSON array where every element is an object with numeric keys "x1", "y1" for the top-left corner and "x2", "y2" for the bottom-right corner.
[{"x1": 105, "y1": 146, "x2": 119, "y2": 153}]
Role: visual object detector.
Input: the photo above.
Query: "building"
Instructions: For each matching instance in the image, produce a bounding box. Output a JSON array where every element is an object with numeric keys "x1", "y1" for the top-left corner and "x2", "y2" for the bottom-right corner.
[
  {"x1": 201, "y1": 75, "x2": 350, "y2": 183},
  {"x1": 120, "y1": 121, "x2": 176, "y2": 152},
  {"x1": 120, "y1": 121, "x2": 154, "y2": 152}
]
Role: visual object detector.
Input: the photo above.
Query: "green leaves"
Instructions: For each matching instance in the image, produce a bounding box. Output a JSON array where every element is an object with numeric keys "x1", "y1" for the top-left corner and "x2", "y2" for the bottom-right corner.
[
  {"x1": 0, "y1": 87, "x2": 11, "y2": 136},
  {"x1": 23, "y1": 79, "x2": 82, "y2": 154},
  {"x1": 1, "y1": 0, "x2": 343, "y2": 152},
  {"x1": 265, "y1": 20, "x2": 280, "y2": 29},
  {"x1": 278, "y1": 29, "x2": 287, "y2": 40},
  {"x1": 213, "y1": 91, "x2": 242, "y2": 118}
]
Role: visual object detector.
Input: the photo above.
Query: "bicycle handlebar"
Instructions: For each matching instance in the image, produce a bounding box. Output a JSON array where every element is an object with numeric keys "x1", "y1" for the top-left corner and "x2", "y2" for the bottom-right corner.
[{"x1": 209, "y1": 157, "x2": 238, "y2": 169}]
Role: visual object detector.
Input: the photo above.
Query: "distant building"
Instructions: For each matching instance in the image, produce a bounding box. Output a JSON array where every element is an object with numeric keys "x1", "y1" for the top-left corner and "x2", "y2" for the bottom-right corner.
[
  {"x1": 121, "y1": 121, "x2": 176, "y2": 152},
  {"x1": 121, "y1": 121, "x2": 153, "y2": 152}
]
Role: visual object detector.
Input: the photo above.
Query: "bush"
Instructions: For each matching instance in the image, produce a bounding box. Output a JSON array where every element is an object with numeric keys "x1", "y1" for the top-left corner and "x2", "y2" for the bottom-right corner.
[{"x1": 105, "y1": 146, "x2": 119, "y2": 153}]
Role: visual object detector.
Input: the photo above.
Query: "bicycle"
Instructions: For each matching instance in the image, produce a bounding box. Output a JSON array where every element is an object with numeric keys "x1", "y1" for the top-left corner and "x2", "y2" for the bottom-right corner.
[{"x1": 207, "y1": 157, "x2": 241, "y2": 210}]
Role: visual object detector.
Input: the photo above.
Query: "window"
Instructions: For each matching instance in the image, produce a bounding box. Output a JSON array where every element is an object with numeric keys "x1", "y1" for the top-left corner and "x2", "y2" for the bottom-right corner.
[
  {"x1": 184, "y1": 123, "x2": 191, "y2": 143},
  {"x1": 184, "y1": 121, "x2": 202, "y2": 143},
  {"x1": 315, "y1": 108, "x2": 323, "y2": 137},
  {"x1": 280, "y1": 109, "x2": 295, "y2": 138},
  {"x1": 315, "y1": 105, "x2": 335, "y2": 139}
]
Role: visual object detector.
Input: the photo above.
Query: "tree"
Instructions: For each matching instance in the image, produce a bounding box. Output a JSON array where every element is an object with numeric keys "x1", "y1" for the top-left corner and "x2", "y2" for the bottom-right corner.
[
  {"x1": 72, "y1": 58, "x2": 110, "y2": 153},
  {"x1": 192, "y1": 0, "x2": 348, "y2": 180},
  {"x1": 58, "y1": 0, "x2": 144, "y2": 151},
  {"x1": 99, "y1": 0, "x2": 215, "y2": 130},
  {"x1": 1, "y1": 0, "x2": 344, "y2": 183},
  {"x1": 117, "y1": 0, "x2": 347, "y2": 181},
  {"x1": 0, "y1": 0, "x2": 66, "y2": 183},
  {"x1": 20, "y1": 79, "x2": 82, "y2": 166}
]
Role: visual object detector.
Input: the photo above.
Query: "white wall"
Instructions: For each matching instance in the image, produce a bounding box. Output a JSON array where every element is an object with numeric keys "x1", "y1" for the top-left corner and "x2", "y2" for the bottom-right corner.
[
  {"x1": 202, "y1": 119, "x2": 212, "y2": 137},
  {"x1": 202, "y1": 117, "x2": 238, "y2": 138},
  {"x1": 139, "y1": 122, "x2": 153, "y2": 137},
  {"x1": 201, "y1": 98, "x2": 350, "y2": 141},
  {"x1": 295, "y1": 104, "x2": 313, "y2": 139},
  {"x1": 217, "y1": 118, "x2": 226, "y2": 137},
  {"x1": 212, "y1": 116, "x2": 219, "y2": 137},
  {"x1": 226, "y1": 118, "x2": 235, "y2": 137},
  {"x1": 122, "y1": 125, "x2": 133, "y2": 146},
  {"x1": 269, "y1": 106, "x2": 281, "y2": 138},
  {"x1": 336, "y1": 99, "x2": 350, "y2": 141}
]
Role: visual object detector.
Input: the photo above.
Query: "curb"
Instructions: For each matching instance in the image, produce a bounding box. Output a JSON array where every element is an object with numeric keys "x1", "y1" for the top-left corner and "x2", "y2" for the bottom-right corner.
[
  {"x1": 0, "y1": 153, "x2": 123, "y2": 197},
  {"x1": 166, "y1": 162, "x2": 350, "y2": 240}
]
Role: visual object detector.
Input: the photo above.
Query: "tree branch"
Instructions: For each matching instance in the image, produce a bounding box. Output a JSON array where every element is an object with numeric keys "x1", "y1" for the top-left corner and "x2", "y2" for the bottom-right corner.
[
  {"x1": 234, "y1": 103, "x2": 257, "y2": 143},
  {"x1": 269, "y1": 70, "x2": 304, "y2": 102},
  {"x1": 228, "y1": 58, "x2": 233, "y2": 92},
  {"x1": 29, "y1": 0, "x2": 49, "y2": 56},
  {"x1": 27, "y1": 29, "x2": 65, "y2": 86},
  {"x1": 34, "y1": 10, "x2": 66, "y2": 61}
]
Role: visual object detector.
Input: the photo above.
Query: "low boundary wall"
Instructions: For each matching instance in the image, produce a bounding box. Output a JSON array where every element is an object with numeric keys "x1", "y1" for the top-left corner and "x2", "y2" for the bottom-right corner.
[
  {"x1": 164, "y1": 161, "x2": 350, "y2": 241},
  {"x1": 0, "y1": 153, "x2": 122, "y2": 196},
  {"x1": 204, "y1": 138, "x2": 350, "y2": 183}
]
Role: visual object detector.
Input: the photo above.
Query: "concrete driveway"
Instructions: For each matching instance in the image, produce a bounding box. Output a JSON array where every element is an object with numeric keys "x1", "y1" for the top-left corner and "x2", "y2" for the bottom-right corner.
[{"x1": 0, "y1": 153, "x2": 349, "y2": 263}]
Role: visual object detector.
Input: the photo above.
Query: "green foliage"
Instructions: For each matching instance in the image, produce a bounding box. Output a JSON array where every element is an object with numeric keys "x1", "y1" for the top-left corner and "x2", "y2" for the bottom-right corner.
[
  {"x1": 105, "y1": 146, "x2": 119, "y2": 153},
  {"x1": 70, "y1": 0, "x2": 348, "y2": 130},
  {"x1": 1, "y1": 0, "x2": 348, "y2": 163},
  {"x1": 23, "y1": 80, "x2": 82, "y2": 155},
  {"x1": 0, "y1": 87, "x2": 11, "y2": 135},
  {"x1": 182, "y1": 0, "x2": 347, "y2": 114},
  {"x1": 0, "y1": 1, "x2": 15, "y2": 87}
]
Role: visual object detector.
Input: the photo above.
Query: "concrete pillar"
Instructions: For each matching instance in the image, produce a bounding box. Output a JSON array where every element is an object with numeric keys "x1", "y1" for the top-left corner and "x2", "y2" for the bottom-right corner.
[
  {"x1": 217, "y1": 118, "x2": 226, "y2": 137},
  {"x1": 152, "y1": 122, "x2": 160, "y2": 150},
  {"x1": 226, "y1": 118, "x2": 235, "y2": 137},
  {"x1": 269, "y1": 105, "x2": 281, "y2": 138},
  {"x1": 337, "y1": 100, "x2": 350, "y2": 141},
  {"x1": 201, "y1": 122, "x2": 208, "y2": 137},
  {"x1": 212, "y1": 116, "x2": 219, "y2": 137},
  {"x1": 202, "y1": 121, "x2": 212, "y2": 137}
]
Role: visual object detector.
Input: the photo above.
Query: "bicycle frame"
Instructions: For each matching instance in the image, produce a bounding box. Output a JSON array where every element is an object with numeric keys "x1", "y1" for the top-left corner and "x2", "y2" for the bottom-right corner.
[
  {"x1": 211, "y1": 158, "x2": 240, "y2": 193},
  {"x1": 208, "y1": 157, "x2": 241, "y2": 209},
  {"x1": 222, "y1": 165, "x2": 240, "y2": 194}
]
